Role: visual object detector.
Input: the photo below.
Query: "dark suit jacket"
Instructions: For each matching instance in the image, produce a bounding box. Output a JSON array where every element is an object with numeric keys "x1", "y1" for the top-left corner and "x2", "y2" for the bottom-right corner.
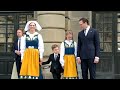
[
  {"x1": 42, "y1": 53, "x2": 63, "y2": 74},
  {"x1": 77, "y1": 27, "x2": 100, "y2": 59},
  {"x1": 14, "y1": 38, "x2": 21, "y2": 61}
]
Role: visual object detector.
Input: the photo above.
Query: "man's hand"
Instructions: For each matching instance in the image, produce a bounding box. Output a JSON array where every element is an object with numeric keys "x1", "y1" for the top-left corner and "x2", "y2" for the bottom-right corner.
[
  {"x1": 40, "y1": 58, "x2": 43, "y2": 62},
  {"x1": 77, "y1": 58, "x2": 81, "y2": 64},
  {"x1": 39, "y1": 61, "x2": 42, "y2": 65},
  {"x1": 62, "y1": 66, "x2": 64, "y2": 69},
  {"x1": 39, "y1": 58, "x2": 43, "y2": 65},
  {"x1": 94, "y1": 57, "x2": 99, "y2": 64},
  {"x1": 15, "y1": 50, "x2": 21, "y2": 56},
  {"x1": 17, "y1": 51, "x2": 21, "y2": 55},
  {"x1": 15, "y1": 50, "x2": 17, "y2": 53}
]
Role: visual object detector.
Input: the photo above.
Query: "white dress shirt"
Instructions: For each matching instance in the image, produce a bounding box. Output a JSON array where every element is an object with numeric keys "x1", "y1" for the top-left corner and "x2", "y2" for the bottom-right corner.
[
  {"x1": 84, "y1": 25, "x2": 90, "y2": 36},
  {"x1": 54, "y1": 53, "x2": 58, "y2": 60},
  {"x1": 18, "y1": 38, "x2": 21, "y2": 51}
]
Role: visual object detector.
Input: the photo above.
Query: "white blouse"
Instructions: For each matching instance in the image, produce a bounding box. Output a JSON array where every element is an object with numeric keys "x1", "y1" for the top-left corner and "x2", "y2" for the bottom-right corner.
[
  {"x1": 20, "y1": 32, "x2": 44, "y2": 61},
  {"x1": 60, "y1": 40, "x2": 77, "y2": 67}
]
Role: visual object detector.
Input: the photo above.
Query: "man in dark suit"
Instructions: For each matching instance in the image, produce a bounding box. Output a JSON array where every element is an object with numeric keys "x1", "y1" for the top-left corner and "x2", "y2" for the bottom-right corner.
[
  {"x1": 77, "y1": 18, "x2": 100, "y2": 79},
  {"x1": 42, "y1": 44, "x2": 63, "y2": 79},
  {"x1": 14, "y1": 29, "x2": 23, "y2": 78}
]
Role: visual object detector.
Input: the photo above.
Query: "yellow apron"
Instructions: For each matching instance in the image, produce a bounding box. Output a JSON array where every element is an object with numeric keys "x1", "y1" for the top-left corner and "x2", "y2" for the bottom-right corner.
[
  {"x1": 20, "y1": 48, "x2": 40, "y2": 77},
  {"x1": 63, "y1": 55, "x2": 78, "y2": 78}
]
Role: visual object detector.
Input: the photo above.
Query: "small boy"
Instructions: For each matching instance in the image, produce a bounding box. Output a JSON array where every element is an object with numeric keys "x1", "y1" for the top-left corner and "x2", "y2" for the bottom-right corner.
[{"x1": 42, "y1": 44, "x2": 63, "y2": 79}]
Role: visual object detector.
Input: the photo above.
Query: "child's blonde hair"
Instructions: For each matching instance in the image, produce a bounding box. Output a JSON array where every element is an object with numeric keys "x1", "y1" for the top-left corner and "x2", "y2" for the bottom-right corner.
[
  {"x1": 65, "y1": 30, "x2": 73, "y2": 40},
  {"x1": 51, "y1": 44, "x2": 59, "y2": 50}
]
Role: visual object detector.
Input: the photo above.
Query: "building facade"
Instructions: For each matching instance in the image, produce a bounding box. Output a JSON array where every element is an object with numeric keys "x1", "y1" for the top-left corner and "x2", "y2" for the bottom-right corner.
[{"x1": 0, "y1": 11, "x2": 119, "y2": 79}]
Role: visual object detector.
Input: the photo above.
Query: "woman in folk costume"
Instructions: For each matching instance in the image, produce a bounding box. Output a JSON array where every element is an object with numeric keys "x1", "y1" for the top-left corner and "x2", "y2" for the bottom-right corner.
[
  {"x1": 19, "y1": 21, "x2": 44, "y2": 79},
  {"x1": 60, "y1": 30, "x2": 78, "y2": 79}
]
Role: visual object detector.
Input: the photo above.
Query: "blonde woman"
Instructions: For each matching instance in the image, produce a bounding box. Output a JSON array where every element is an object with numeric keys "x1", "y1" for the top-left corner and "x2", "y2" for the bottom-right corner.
[{"x1": 60, "y1": 30, "x2": 78, "y2": 79}]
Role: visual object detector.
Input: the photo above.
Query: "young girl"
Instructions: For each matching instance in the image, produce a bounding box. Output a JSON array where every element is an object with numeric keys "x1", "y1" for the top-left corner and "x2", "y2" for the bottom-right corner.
[{"x1": 60, "y1": 30, "x2": 78, "y2": 79}]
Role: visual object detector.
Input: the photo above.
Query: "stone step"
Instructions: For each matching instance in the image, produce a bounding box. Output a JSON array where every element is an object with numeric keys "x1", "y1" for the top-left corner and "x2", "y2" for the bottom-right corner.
[{"x1": 11, "y1": 62, "x2": 82, "y2": 79}]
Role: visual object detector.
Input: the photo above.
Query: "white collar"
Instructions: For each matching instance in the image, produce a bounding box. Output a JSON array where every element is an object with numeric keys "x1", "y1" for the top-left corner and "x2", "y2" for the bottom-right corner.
[
  {"x1": 54, "y1": 53, "x2": 58, "y2": 56},
  {"x1": 65, "y1": 40, "x2": 73, "y2": 44},
  {"x1": 85, "y1": 25, "x2": 90, "y2": 31},
  {"x1": 65, "y1": 40, "x2": 73, "y2": 42},
  {"x1": 26, "y1": 32, "x2": 39, "y2": 36}
]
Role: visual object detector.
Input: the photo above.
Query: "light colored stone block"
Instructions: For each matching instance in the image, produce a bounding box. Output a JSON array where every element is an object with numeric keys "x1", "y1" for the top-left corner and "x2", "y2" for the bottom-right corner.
[
  {"x1": 70, "y1": 11, "x2": 91, "y2": 18},
  {"x1": 71, "y1": 29, "x2": 81, "y2": 43},
  {"x1": 43, "y1": 43, "x2": 61, "y2": 56},
  {"x1": 65, "y1": 18, "x2": 71, "y2": 30},
  {"x1": 11, "y1": 62, "x2": 18, "y2": 79},
  {"x1": 77, "y1": 63, "x2": 82, "y2": 79},
  {"x1": 70, "y1": 20, "x2": 80, "y2": 31},
  {"x1": 37, "y1": 14, "x2": 65, "y2": 28},
  {"x1": 37, "y1": 11, "x2": 65, "y2": 15},
  {"x1": 40, "y1": 29, "x2": 65, "y2": 42}
]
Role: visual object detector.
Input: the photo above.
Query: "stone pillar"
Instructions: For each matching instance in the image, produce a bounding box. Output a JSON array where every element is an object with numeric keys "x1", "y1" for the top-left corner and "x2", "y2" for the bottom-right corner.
[
  {"x1": 36, "y1": 11, "x2": 66, "y2": 79},
  {"x1": 36, "y1": 11, "x2": 66, "y2": 58},
  {"x1": 65, "y1": 11, "x2": 71, "y2": 31}
]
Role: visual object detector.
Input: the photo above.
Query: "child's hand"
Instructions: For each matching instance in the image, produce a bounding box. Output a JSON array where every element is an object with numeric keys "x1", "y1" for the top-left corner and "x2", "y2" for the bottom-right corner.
[
  {"x1": 61, "y1": 73, "x2": 63, "y2": 75},
  {"x1": 39, "y1": 61, "x2": 42, "y2": 65}
]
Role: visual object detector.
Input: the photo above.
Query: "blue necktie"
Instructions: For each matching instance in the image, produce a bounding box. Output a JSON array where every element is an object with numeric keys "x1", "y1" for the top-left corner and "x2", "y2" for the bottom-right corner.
[{"x1": 54, "y1": 54, "x2": 57, "y2": 61}]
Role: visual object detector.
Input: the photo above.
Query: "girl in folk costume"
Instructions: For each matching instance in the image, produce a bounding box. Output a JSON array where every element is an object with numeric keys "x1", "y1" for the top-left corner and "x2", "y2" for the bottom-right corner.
[
  {"x1": 60, "y1": 30, "x2": 78, "y2": 79},
  {"x1": 19, "y1": 21, "x2": 44, "y2": 79}
]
